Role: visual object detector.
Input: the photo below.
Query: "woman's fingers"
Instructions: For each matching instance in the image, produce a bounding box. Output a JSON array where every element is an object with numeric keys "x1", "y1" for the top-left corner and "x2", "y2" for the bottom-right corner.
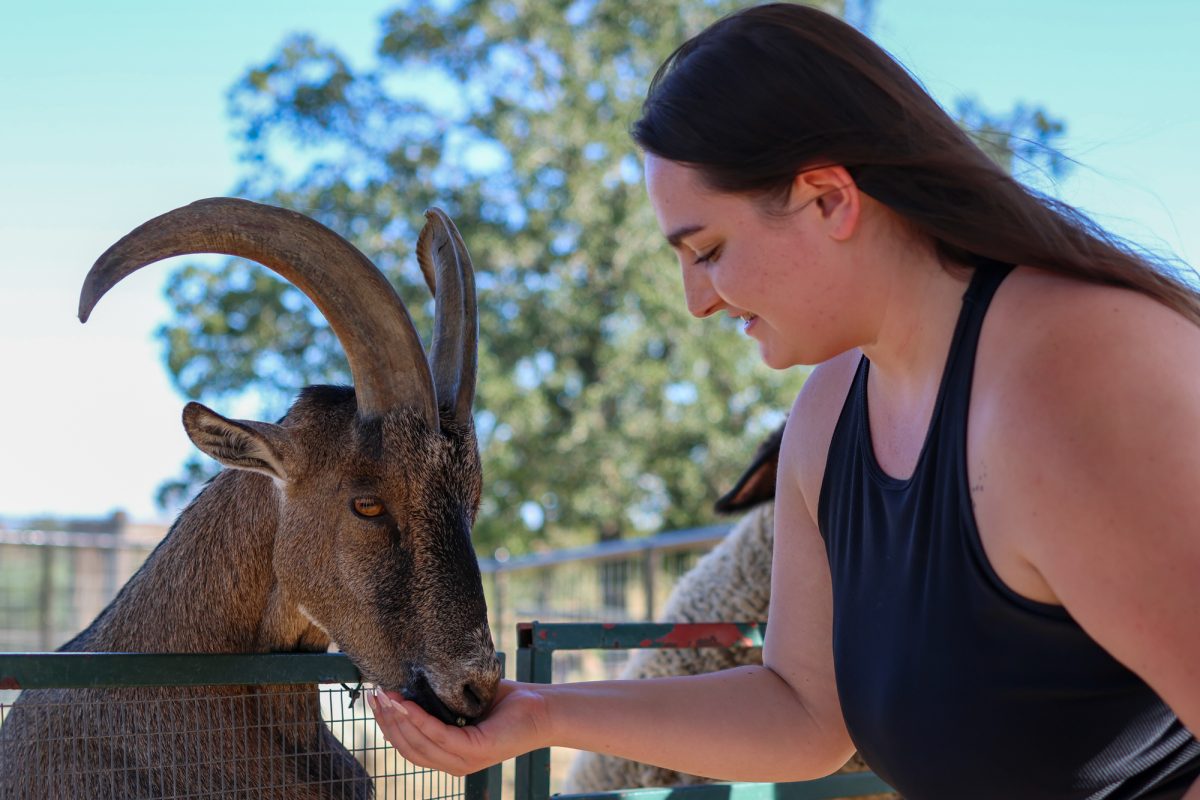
[
  {"x1": 368, "y1": 680, "x2": 552, "y2": 777},
  {"x1": 368, "y1": 689, "x2": 474, "y2": 775},
  {"x1": 401, "y1": 694, "x2": 464, "y2": 751}
]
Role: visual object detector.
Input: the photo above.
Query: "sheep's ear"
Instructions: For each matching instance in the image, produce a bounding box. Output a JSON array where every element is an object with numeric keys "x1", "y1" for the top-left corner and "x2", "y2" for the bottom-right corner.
[
  {"x1": 182, "y1": 402, "x2": 294, "y2": 482},
  {"x1": 713, "y1": 421, "x2": 786, "y2": 514}
]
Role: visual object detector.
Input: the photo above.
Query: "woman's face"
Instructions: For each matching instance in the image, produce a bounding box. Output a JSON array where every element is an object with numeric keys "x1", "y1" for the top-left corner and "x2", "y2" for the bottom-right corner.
[{"x1": 644, "y1": 154, "x2": 863, "y2": 369}]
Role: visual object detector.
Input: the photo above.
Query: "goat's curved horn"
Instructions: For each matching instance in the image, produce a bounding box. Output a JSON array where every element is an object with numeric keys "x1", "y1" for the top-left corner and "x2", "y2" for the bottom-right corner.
[
  {"x1": 416, "y1": 208, "x2": 477, "y2": 426},
  {"x1": 80, "y1": 197, "x2": 438, "y2": 427}
]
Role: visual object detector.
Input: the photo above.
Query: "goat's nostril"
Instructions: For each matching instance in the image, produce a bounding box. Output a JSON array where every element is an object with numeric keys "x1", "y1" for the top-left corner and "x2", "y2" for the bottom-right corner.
[{"x1": 463, "y1": 682, "x2": 483, "y2": 712}]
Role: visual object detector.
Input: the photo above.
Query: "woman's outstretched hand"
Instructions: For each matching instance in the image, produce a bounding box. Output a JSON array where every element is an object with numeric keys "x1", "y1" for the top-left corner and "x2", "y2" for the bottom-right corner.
[{"x1": 367, "y1": 680, "x2": 553, "y2": 777}]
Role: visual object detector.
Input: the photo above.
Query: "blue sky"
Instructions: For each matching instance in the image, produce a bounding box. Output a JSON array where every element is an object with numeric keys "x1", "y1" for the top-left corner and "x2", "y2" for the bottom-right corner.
[{"x1": 1, "y1": 1, "x2": 1197, "y2": 524}]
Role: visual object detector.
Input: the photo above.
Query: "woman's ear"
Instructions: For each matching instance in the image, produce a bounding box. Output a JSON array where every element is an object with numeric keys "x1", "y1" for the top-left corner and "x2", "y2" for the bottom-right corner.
[{"x1": 792, "y1": 165, "x2": 860, "y2": 241}]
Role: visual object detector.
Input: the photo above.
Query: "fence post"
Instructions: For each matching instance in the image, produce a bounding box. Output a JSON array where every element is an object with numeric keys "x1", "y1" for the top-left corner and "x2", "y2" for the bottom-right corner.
[
  {"x1": 38, "y1": 545, "x2": 54, "y2": 650},
  {"x1": 492, "y1": 570, "x2": 507, "y2": 659},
  {"x1": 514, "y1": 623, "x2": 553, "y2": 800},
  {"x1": 642, "y1": 546, "x2": 659, "y2": 621},
  {"x1": 465, "y1": 764, "x2": 504, "y2": 800}
]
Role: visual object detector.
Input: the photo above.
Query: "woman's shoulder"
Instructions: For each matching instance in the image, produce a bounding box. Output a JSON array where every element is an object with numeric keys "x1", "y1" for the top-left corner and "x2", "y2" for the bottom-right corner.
[
  {"x1": 981, "y1": 265, "x2": 1200, "y2": 418},
  {"x1": 999, "y1": 263, "x2": 1196, "y2": 333},
  {"x1": 974, "y1": 263, "x2": 1200, "y2": 549},
  {"x1": 975, "y1": 267, "x2": 1200, "y2": 726},
  {"x1": 781, "y1": 349, "x2": 862, "y2": 515},
  {"x1": 794, "y1": 349, "x2": 861, "y2": 420}
]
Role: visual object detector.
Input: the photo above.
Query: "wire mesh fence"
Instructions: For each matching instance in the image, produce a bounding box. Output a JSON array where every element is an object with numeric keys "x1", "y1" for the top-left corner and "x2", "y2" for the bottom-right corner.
[
  {"x1": 2, "y1": 524, "x2": 734, "y2": 683},
  {"x1": 0, "y1": 653, "x2": 494, "y2": 800},
  {"x1": 0, "y1": 522, "x2": 744, "y2": 796}
]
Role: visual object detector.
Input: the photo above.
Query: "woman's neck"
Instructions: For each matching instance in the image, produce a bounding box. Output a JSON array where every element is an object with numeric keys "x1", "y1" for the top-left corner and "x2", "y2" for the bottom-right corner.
[
  {"x1": 861, "y1": 260, "x2": 971, "y2": 398},
  {"x1": 850, "y1": 204, "x2": 973, "y2": 405}
]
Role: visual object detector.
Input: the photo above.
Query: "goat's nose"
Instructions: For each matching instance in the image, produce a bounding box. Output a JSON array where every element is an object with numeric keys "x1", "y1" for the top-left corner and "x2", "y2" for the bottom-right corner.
[
  {"x1": 459, "y1": 672, "x2": 499, "y2": 721},
  {"x1": 461, "y1": 682, "x2": 487, "y2": 719}
]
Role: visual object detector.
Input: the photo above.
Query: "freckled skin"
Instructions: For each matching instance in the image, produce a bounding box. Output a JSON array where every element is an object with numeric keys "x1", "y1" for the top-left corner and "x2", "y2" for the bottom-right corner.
[{"x1": 643, "y1": 155, "x2": 874, "y2": 370}]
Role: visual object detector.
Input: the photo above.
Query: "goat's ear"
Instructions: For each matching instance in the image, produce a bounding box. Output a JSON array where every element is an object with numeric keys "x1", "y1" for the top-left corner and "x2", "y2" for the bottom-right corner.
[
  {"x1": 712, "y1": 421, "x2": 787, "y2": 514},
  {"x1": 182, "y1": 402, "x2": 294, "y2": 482}
]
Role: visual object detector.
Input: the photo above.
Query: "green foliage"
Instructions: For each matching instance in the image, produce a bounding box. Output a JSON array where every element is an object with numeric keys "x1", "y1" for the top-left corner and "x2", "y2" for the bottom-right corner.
[
  {"x1": 955, "y1": 97, "x2": 1069, "y2": 182},
  {"x1": 156, "y1": 0, "x2": 1064, "y2": 553}
]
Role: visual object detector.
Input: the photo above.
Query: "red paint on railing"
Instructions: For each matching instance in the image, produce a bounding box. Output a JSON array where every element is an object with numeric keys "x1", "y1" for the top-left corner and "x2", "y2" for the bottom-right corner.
[{"x1": 654, "y1": 623, "x2": 750, "y2": 649}]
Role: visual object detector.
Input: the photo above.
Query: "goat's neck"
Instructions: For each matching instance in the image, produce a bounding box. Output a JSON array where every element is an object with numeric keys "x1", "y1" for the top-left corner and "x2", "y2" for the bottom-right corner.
[{"x1": 71, "y1": 470, "x2": 328, "y2": 654}]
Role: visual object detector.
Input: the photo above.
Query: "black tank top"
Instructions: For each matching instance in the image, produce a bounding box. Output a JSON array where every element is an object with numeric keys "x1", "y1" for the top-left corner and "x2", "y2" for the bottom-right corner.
[{"x1": 817, "y1": 265, "x2": 1200, "y2": 800}]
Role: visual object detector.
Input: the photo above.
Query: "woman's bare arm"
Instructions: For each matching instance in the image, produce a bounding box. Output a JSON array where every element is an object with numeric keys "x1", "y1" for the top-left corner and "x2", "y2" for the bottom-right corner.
[
  {"x1": 369, "y1": 357, "x2": 858, "y2": 780},
  {"x1": 982, "y1": 279, "x2": 1200, "y2": 744},
  {"x1": 369, "y1": 503, "x2": 851, "y2": 780}
]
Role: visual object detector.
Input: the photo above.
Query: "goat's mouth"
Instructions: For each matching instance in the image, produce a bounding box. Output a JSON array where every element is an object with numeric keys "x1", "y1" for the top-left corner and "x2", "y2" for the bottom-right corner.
[{"x1": 401, "y1": 671, "x2": 478, "y2": 727}]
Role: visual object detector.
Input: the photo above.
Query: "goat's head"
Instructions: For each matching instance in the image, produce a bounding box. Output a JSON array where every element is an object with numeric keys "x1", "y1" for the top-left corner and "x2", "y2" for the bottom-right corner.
[{"x1": 80, "y1": 198, "x2": 501, "y2": 724}]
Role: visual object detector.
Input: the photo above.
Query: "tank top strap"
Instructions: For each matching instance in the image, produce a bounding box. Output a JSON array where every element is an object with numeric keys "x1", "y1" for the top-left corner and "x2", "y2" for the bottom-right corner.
[
  {"x1": 940, "y1": 264, "x2": 1014, "y2": 407},
  {"x1": 839, "y1": 263, "x2": 1015, "y2": 490}
]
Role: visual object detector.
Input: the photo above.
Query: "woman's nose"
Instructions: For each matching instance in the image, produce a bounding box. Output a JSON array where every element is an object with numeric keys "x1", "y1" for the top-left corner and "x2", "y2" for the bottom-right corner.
[{"x1": 682, "y1": 264, "x2": 722, "y2": 318}]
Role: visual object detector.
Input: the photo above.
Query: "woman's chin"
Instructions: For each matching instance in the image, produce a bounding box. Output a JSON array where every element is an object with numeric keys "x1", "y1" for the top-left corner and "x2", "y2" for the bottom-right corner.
[
  {"x1": 757, "y1": 341, "x2": 794, "y2": 370},
  {"x1": 755, "y1": 336, "x2": 817, "y2": 370}
]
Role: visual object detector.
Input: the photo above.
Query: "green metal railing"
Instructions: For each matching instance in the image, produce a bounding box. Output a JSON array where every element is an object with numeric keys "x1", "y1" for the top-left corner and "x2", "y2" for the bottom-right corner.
[
  {"x1": 2, "y1": 628, "x2": 894, "y2": 800},
  {"x1": 0, "y1": 652, "x2": 501, "y2": 800},
  {"x1": 0, "y1": 652, "x2": 360, "y2": 690},
  {"x1": 514, "y1": 621, "x2": 895, "y2": 800}
]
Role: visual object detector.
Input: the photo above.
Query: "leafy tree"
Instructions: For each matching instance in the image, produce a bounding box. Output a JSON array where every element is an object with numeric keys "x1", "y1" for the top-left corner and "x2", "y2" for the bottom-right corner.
[
  {"x1": 156, "y1": 0, "x2": 1064, "y2": 555},
  {"x1": 956, "y1": 97, "x2": 1068, "y2": 183}
]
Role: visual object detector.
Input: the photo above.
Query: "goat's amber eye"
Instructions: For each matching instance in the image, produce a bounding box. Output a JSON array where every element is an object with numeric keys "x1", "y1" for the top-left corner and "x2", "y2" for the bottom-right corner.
[{"x1": 352, "y1": 497, "x2": 385, "y2": 518}]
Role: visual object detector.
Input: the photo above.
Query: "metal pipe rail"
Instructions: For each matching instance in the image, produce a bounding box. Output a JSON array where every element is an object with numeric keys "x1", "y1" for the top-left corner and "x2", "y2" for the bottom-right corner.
[
  {"x1": 477, "y1": 526, "x2": 732, "y2": 575},
  {"x1": 479, "y1": 526, "x2": 734, "y2": 657}
]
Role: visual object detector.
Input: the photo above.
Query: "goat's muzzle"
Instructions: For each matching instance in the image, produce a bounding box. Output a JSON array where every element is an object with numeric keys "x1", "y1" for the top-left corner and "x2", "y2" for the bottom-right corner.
[{"x1": 401, "y1": 667, "x2": 496, "y2": 727}]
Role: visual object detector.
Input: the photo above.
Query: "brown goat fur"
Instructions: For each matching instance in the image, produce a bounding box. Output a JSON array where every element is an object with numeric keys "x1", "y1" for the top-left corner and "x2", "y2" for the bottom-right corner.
[
  {"x1": 1, "y1": 389, "x2": 499, "y2": 798},
  {"x1": 0, "y1": 201, "x2": 501, "y2": 798}
]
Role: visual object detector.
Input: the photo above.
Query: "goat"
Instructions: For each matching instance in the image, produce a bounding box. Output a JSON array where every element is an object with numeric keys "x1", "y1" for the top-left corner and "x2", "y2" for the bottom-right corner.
[
  {"x1": 0, "y1": 198, "x2": 502, "y2": 799},
  {"x1": 562, "y1": 424, "x2": 896, "y2": 800}
]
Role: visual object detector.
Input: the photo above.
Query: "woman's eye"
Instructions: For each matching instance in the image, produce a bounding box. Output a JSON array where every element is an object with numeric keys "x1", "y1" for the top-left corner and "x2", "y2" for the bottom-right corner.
[
  {"x1": 694, "y1": 246, "x2": 720, "y2": 265},
  {"x1": 352, "y1": 497, "x2": 385, "y2": 518}
]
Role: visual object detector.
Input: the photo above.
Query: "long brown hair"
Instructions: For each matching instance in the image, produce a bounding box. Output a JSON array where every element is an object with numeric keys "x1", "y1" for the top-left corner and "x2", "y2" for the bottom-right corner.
[{"x1": 633, "y1": 3, "x2": 1200, "y2": 323}]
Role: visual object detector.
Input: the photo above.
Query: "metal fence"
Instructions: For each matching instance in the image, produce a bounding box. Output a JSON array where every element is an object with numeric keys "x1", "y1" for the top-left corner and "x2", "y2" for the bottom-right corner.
[
  {"x1": 0, "y1": 627, "x2": 893, "y2": 800},
  {"x1": 514, "y1": 622, "x2": 895, "y2": 800},
  {"x1": 0, "y1": 525, "x2": 733, "y2": 663},
  {"x1": 0, "y1": 528, "x2": 156, "y2": 651},
  {"x1": 0, "y1": 524, "x2": 764, "y2": 797},
  {"x1": 0, "y1": 523, "x2": 737, "y2": 798},
  {"x1": 0, "y1": 652, "x2": 497, "y2": 800},
  {"x1": 480, "y1": 525, "x2": 731, "y2": 664}
]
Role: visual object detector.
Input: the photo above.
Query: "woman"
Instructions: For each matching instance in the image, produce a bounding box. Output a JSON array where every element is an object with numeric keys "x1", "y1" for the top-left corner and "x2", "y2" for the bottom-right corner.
[{"x1": 369, "y1": 5, "x2": 1200, "y2": 798}]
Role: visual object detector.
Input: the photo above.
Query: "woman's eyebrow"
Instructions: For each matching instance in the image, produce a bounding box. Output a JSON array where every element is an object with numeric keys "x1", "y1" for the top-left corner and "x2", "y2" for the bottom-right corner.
[{"x1": 666, "y1": 224, "x2": 705, "y2": 248}]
